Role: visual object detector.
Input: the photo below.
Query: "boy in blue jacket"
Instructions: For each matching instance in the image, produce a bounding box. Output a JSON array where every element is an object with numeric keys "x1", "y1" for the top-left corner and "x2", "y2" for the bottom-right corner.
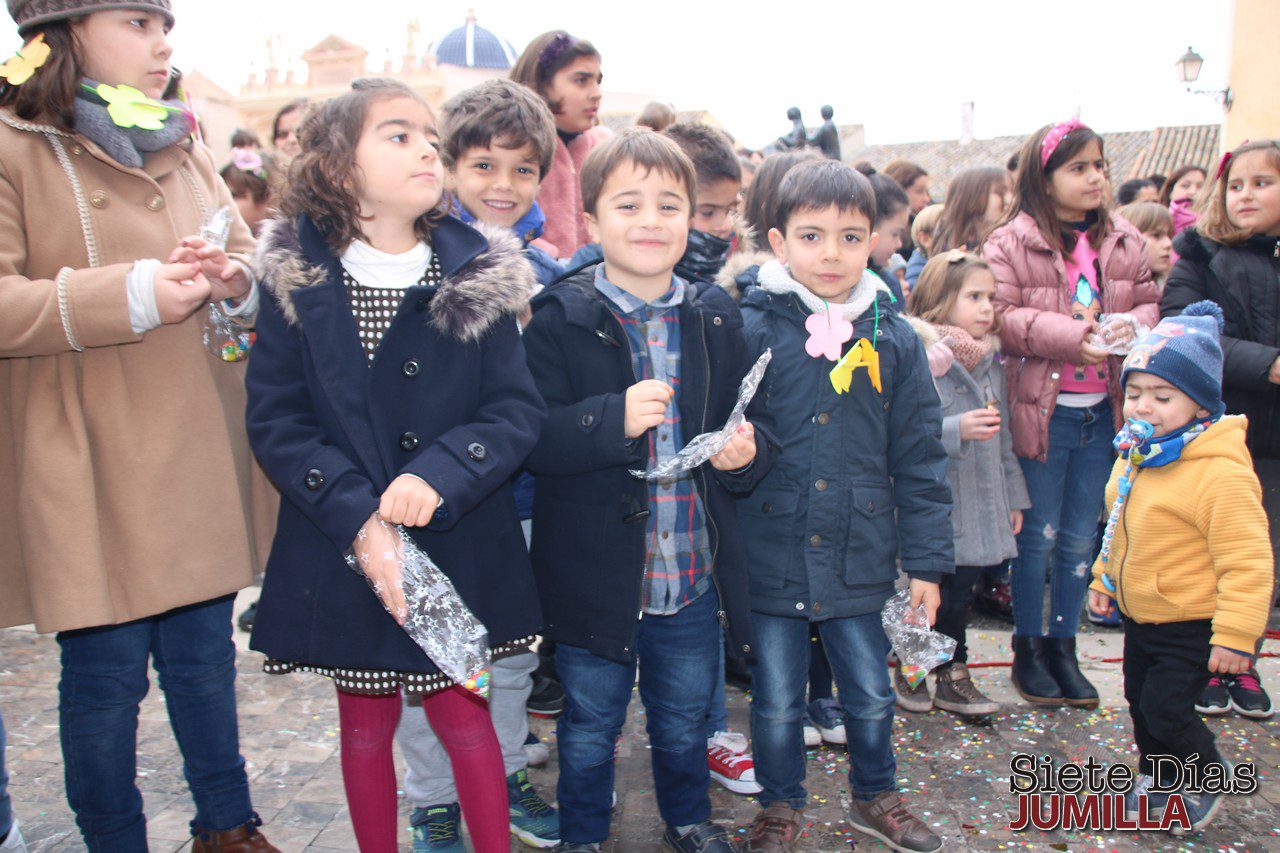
[
  {"x1": 737, "y1": 161, "x2": 953, "y2": 853},
  {"x1": 522, "y1": 128, "x2": 780, "y2": 853}
]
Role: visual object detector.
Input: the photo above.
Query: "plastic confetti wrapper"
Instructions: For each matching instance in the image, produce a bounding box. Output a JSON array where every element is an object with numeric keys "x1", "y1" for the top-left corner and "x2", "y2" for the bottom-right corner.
[
  {"x1": 630, "y1": 348, "x2": 772, "y2": 481},
  {"x1": 198, "y1": 205, "x2": 254, "y2": 363},
  {"x1": 346, "y1": 518, "x2": 491, "y2": 698},
  {"x1": 881, "y1": 589, "x2": 956, "y2": 689},
  {"x1": 1088, "y1": 313, "x2": 1148, "y2": 356}
]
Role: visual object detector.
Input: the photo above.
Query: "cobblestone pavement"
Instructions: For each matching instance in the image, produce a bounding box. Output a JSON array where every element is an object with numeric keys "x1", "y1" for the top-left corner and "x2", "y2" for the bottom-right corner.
[{"x1": 3, "y1": 590, "x2": 1278, "y2": 852}]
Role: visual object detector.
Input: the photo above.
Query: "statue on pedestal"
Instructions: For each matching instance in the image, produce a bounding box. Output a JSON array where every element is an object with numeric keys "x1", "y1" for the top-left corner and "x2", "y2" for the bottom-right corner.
[{"x1": 808, "y1": 105, "x2": 841, "y2": 160}]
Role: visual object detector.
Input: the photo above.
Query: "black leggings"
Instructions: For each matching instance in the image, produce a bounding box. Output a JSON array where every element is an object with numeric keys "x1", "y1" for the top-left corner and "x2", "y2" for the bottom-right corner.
[{"x1": 936, "y1": 564, "x2": 1002, "y2": 665}]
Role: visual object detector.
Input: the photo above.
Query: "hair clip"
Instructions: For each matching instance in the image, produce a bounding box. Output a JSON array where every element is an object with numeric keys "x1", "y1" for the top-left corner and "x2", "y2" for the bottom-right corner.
[
  {"x1": 230, "y1": 147, "x2": 267, "y2": 179},
  {"x1": 0, "y1": 33, "x2": 51, "y2": 86},
  {"x1": 1214, "y1": 141, "x2": 1248, "y2": 181},
  {"x1": 1040, "y1": 118, "x2": 1087, "y2": 168},
  {"x1": 537, "y1": 33, "x2": 572, "y2": 75},
  {"x1": 945, "y1": 248, "x2": 967, "y2": 263}
]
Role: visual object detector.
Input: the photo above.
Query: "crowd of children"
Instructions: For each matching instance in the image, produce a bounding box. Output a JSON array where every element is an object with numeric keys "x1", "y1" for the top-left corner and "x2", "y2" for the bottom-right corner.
[{"x1": 0, "y1": 2, "x2": 1276, "y2": 852}]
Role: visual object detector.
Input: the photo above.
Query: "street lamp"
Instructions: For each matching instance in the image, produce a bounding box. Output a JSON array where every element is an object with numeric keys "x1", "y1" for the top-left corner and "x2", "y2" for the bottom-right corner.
[{"x1": 1175, "y1": 46, "x2": 1232, "y2": 109}]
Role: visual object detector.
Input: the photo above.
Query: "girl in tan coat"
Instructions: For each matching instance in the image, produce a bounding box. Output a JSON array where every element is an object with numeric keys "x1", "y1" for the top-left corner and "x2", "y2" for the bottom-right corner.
[{"x1": 0, "y1": 1, "x2": 275, "y2": 849}]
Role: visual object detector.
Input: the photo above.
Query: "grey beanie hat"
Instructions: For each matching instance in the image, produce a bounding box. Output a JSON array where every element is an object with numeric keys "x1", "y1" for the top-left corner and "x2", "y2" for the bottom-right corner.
[{"x1": 9, "y1": 0, "x2": 174, "y2": 35}]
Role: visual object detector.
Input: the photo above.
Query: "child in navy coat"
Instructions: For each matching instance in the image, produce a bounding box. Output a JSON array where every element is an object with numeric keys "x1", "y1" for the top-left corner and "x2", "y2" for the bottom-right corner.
[{"x1": 245, "y1": 79, "x2": 545, "y2": 853}]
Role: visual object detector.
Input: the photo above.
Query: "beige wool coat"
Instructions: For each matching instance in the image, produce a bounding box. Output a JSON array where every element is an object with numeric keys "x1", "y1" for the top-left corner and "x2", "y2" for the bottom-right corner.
[{"x1": 0, "y1": 109, "x2": 276, "y2": 633}]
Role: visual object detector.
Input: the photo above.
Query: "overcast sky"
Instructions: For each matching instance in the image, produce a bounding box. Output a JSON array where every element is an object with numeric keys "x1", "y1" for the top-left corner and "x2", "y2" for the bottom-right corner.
[{"x1": 168, "y1": 0, "x2": 1233, "y2": 149}]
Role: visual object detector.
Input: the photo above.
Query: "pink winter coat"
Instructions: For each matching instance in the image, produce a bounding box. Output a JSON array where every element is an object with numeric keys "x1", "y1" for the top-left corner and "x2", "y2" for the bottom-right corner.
[
  {"x1": 538, "y1": 129, "x2": 601, "y2": 257},
  {"x1": 984, "y1": 211, "x2": 1158, "y2": 461}
]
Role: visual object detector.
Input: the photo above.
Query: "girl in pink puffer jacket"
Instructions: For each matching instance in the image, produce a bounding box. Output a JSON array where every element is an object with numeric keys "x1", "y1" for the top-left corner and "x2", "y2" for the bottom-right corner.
[{"x1": 983, "y1": 120, "x2": 1158, "y2": 710}]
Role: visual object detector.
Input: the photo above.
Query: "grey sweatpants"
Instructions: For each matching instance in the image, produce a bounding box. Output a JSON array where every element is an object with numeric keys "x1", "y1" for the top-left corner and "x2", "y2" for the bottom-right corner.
[{"x1": 397, "y1": 651, "x2": 538, "y2": 806}]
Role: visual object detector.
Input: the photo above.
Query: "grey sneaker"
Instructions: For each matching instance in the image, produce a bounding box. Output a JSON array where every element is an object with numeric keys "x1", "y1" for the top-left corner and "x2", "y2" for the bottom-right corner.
[
  {"x1": 933, "y1": 662, "x2": 998, "y2": 717},
  {"x1": 847, "y1": 792, "x2": 942, "y2": 853},
  {"x1": 893, "y1": 665, "x2": 932, "y2": 713}
]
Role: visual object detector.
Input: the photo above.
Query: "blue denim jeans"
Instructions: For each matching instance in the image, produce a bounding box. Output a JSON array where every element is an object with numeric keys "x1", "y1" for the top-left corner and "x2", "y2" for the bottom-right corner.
[
  {"x1": 1013, "y1": 400, "x2": 1116, "y2": 638},
  {"x1": 57, "y1": 594, "x2": 255, "y2": 851},
  {"x1": 0, "y1": 706, "x2": 12, "y2": 841},
  {"x1": 704, "y1": 629, "x2": 728, "y2": 738},
  {"x1": 749, "y1": 610, "x2": 895, "y2": 807},
  {"x1": 556, "y1": 587, "x2": 720, "y2": 844}
]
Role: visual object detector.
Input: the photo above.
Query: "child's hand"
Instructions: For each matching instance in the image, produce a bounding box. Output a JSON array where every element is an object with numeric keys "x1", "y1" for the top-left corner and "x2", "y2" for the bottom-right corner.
[
  {"x1": 154, "y1": 262, "x2": 211, "y2": 324},
  {"x1": 624, "y1": 379, "x2": 673, "y2": 438},
  {"x1": 352, "y1": 515, "x2": 407, "y2": 624},
  {"x1": 170, "y1": 237, "x2": 251, "y2": 303},
  {"x1": 710, "y1": 423, "x2": 756, "y2": 471},
  {"x1": 959, "y1": 408, "x2": 1001, "y2": 441},
  {"x1": 1077, "y1": 334, "x2": 1110, "y2": 366},
  {"x1": 1088, "y1": 589, "x2": 1116, "y2": 619},
  {"x1": 1208, "y1": 645, "x2": 1253, "y2": 675},
  {"x1": 379, "y1": 475, "x2": 441, "y2": 528},
  {"x1": 1010, "y1": 509, "x2": 1023, "y2": 535},
  {"x1": 1269, "y1": 354, "x2": 1280, "y2": 385},
  {"x1": 908, "y1": 579, "x2": 941, "y2": 626},
  {"x1": 1099, "y1": 317, "x2": 1137, "y2": 348},
  {"x1": 927, "y1": 339, "x2": 955, "y2": 378}
]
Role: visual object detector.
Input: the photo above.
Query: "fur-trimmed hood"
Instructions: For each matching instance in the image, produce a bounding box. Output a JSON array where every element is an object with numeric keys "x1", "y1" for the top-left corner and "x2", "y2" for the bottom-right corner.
[
  {"x1": 714, "y1": 248, "x2": 772, "y2": 302},
  {"x1": 253, "y1": 214, "x2": 536, "y2": 343}
]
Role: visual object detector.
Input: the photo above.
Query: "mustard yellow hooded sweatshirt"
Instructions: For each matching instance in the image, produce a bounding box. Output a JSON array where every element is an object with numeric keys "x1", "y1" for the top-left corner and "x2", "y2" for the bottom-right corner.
[{"x1": 1089, "y1": 416, "x2": 1272, "y2": 654}]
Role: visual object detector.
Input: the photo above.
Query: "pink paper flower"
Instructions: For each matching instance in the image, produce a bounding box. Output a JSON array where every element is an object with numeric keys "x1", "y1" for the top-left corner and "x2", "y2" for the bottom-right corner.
[{"x1": 805, "y1": 310, "x2": 854, "y2": 361}]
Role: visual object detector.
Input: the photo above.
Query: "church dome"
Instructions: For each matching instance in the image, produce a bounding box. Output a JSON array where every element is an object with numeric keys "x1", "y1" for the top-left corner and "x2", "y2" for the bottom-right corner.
[{"x1": 430, "y1": 12, "x2": 517, "y2": 69}]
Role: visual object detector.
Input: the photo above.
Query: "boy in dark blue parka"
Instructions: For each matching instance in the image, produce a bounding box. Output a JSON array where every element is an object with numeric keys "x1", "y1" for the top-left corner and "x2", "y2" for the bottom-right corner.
[
  {"x1": 737, "y1": 161, "x2": 953, "y2": 853},
  {"x1": 522, "y1": 128, "x2": 779, "y2": 852}
]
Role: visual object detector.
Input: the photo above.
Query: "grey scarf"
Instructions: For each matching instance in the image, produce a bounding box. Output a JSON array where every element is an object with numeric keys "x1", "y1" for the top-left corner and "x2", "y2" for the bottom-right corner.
[{"x1": 73, "y1": 79, "x2": 192, "y2": 168}]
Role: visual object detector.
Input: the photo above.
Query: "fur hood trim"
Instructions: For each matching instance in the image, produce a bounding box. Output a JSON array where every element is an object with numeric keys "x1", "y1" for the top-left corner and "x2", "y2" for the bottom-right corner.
[
  {"x1": 904, "y1": 314, "x2": 940, "y2": 348},
  {"x1": 715, "y1": 249, "x2": 773, "y2": 302},
  {"x1": 253, "y1": 217, "x2": 535, "y2": 343}
]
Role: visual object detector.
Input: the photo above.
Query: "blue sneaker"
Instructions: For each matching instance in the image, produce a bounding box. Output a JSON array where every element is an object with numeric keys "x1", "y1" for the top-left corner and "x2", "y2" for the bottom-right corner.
[
  {"x1": 410, "y1": 804, "x2": 464, "y2": 853},
  {"x1": 1170, "y1": 789, "x2": 1223, "y2": 835},
  {"x1": 509, "y1": 769, "x2": 560, "y2": 848},
  {"x1": 1123, "y1": 774, "x2": 1169, "y2": 820}
]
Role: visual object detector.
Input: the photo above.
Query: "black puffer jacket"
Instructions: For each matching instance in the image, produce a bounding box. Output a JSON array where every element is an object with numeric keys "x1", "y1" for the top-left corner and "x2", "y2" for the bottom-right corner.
[{"x1": 1163, "y1": 229, "x2": 1280, "y2": 459}]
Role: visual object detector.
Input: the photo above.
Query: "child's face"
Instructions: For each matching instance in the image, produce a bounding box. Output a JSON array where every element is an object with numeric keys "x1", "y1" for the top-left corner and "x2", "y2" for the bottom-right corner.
[
  {"x1": 1171, "y1": 169, "x2": 1205, "y2": 203},
  {"x1": 72, "y1": 10, "x2": 173, "y2": 99},
  {"x1": 905, "y1": 176, "x2": 931, "y2": 214},
  {"x1": 1123, "y1": 373, "x2": 1208, "y2": 436},
  {"x1": 449, "y1": 141, "x2": 541, "y2": 230},
  {"x1": 945, "y1": 268, "x2": 997, "y2": 340},
  {"x1": 1047, "y1": 139, "x2": 1106, "y2": 220},
  {"x1": 1142, "y1": 228, "x2": 1174, "y2": 276},
  {"x1": 1132, "y1": 184, "x2": 1160, "y2": 204},
  {"x1": 586, "y1": 160, "x2": 690, "y2": 290},
  {"x1": 692, "y1": 177, "x2": 742, "y2": 240},
  {"x1": 352, "y1": 96, "x2": 444, "y2": 227},
  {"x1": 767, "y1": 205, "x2": 876, "y2": 305},
  {"x1": 233, "y1": 192, "x2": 270, "y2": 235},
  {"x1": 870, "y1": 206, "x2": 909, "y2": 266},
  {"x1": 546, "y1": 56, "x2": 602, "y2": 135},
  {"x1": 1226, "y1": 151, "x2": 1280, "y2": 237},
  {"x1": 274, "y1": 107, "x2": 304, "y2": 160},
  {"x1": 985, "y1": 178, "x2": 1012, "y2": 226}
]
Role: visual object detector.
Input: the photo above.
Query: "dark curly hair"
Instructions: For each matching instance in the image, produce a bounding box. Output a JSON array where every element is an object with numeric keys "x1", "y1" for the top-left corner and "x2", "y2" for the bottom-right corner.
[{"x1": 279, "y1": 78, "x2": 446, "y2": 254}]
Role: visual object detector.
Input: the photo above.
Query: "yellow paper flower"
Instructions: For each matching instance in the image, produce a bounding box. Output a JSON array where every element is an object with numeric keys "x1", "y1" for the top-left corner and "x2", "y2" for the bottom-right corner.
[
  {"x1": 94, "y1": 83, "x2": 171, "y2": 130},
  {"x1": 829, "y1": 338, "x2": 882, "y2": 394},
  {"x1": 0, "y1": 33, "x2": 51, "y2": 86}
]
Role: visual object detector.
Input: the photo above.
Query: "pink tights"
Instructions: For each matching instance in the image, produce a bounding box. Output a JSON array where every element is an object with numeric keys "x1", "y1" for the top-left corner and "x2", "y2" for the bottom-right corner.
[{"x1": 335, "y1": 686, "x2": 509, "y2": 852}]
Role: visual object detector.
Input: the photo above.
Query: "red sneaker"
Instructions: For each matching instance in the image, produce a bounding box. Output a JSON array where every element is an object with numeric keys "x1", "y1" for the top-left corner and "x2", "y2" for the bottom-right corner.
[{"x1": 707, "y1": 731, "x2": 762, "y2": 795}]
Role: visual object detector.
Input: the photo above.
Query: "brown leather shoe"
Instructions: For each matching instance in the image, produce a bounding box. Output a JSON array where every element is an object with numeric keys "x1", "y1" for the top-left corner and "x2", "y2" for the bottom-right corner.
[
  {"x1": 846, "y1": 791, "x2": 941, "y2": 852},
  {"x1": 747, "y1": 804, "x2": 803, "y2": 853},
  {"x1": 191, "y1": 817, "x2": 279, "y2": 853}
]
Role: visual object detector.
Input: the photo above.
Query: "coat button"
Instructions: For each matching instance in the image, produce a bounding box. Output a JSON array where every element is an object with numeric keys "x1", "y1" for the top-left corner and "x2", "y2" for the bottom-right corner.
[
  {"x1": 795, "y1": 602, "x2": 806, "y2": 610},
  {"x1": 762, "y1": 502, "x2": 773, "y2": 513},
  {"x1": 742, "y1": 644, "x2": 751, "y2": 653},
  {"x1": 813, "y1": 602, "x2": 823, "y2": 614},
  {"x1": 70, "y1": 143, "x2": 84, "y2": 155},
  {"x1": 580, "y1": 412, "x2": 595, "y2": 427},
  {"x1": 146, "y1": 194, "x2": 165, "y2": 211},
  {"x1": 713, "y1": 316, "x2": 723, "y2": 326},
  {"x1": 815, "y1": 479, "x2": 827, "y2": 491},
  {"x1": 883, "y1": 400, "x2": 891, "y2": 411},
  {"x1": 1051, "y1": 372, "x2": 1060, "y2": 380},
  {"x1": 467, "y1": 442, "x2": 487, "y2": 461},
  {"x1": 402, "y1": 358, "x2": 421, "y2": 377},
  {"x1": 809, "y1": 534, "x2": 822, "y2": 547},
  {"x1": 868, "y1": 500, "x2": 876, "y2": 512},
  {"x1": 89, "y1": 190, "x2": 109, "y2": 208},
  {"x1": 817, "y1": 413, "x2": 830, "y2": 425},
  {"x1": 399, "y1": 432, "x2": 419, "y2": 451},
  {"x1": 304, "y1": 468, "x2": 324, "y2": 490}
]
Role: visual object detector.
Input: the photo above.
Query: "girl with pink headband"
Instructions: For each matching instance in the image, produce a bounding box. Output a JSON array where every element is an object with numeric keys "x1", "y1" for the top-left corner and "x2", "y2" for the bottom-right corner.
[{"x1": 982, "y1": 120, "x2": 1159, "y2": 709}]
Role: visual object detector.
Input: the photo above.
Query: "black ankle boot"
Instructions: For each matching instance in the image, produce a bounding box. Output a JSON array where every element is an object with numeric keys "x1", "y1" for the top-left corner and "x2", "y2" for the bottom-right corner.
[
  {"x1": 1043, "y1": 636, "x2": 1099, "y2": 707},
  {"x1": 1012, "y1": 635, "x2": 1063, "y2": 705}
]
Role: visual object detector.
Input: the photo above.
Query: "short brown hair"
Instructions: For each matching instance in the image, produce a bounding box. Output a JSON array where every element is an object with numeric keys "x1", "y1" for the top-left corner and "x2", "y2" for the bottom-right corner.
[
  {"x1": 1117, "y1": 201, "x2": 1173, "y2": 238},
  {"x1": 579, "y1": 127, "x2": 697, "y2": 218},
  {"x1": 509, "y1": 30, "x2": 600, "y2": 114},
  {"x1": 774, "y1": 160, "x2": 877, "y2": 234},
  {"x1": 279, "y1": 79, "x2": 443, "y2": 255},
  {"x1": 1196, "y1": 139, "x2": 1280, "y2": 245},
  {"x1": 883, "y1": 159, "x2": 928, "y2": 192},
  {"x1": 0, "y1": 22, "x2": 82, "y2": 130},
  {"x1": 439, "y1": 79, "x2": 557, "y2": 178},
  {"x1": 637, "y1": 101, "x2": 676, "y2": 132},
  {"x1": 908, "y1": 251, "x2": 1001, "y2": 332},
  {"x1": 661, "y1": 122, "x2": 741, "y2": 187}
]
